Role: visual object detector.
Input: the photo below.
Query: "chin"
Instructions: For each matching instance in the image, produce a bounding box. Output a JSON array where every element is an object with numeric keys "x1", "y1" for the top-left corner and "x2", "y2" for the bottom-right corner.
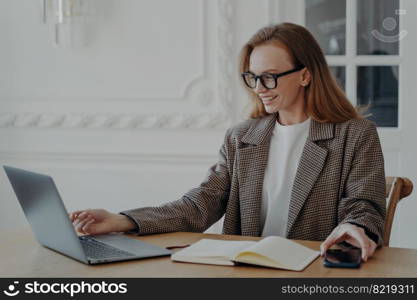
[{"x1": 264, "y1": 105, "x2": 280, "y2": 114}]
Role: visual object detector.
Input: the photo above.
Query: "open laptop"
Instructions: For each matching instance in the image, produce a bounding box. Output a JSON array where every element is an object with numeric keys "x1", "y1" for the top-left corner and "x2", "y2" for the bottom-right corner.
[{"x1": 3, "y1": 165, "x2": 171, "y2": 265}]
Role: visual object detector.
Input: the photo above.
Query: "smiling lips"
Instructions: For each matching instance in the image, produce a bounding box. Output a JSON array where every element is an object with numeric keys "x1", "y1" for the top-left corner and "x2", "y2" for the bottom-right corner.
[{"x1": 261, "y1": 95, "x2": 278, "y2": 105}]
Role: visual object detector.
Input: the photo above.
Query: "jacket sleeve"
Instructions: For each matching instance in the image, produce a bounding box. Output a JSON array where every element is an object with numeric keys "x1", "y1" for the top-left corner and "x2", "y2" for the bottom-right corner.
[
  {"x1": 338, "y1": 120, "x2": 386, "y2": 246},
  {"x1": 119, "y1": 128, "x2": 233, "y2": 235}
]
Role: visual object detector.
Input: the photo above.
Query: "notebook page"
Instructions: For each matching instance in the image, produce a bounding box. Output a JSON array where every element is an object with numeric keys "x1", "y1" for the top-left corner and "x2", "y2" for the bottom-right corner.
[
  {"x1": 236, "y1": 236, "x2": 319, "y2": 270},
  {"x1": 172, "y1": 239, "x2": 256, "y2": 259}
]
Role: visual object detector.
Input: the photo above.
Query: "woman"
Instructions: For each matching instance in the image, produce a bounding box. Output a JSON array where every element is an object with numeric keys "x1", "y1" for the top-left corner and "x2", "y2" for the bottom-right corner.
[{"x1": 70, "y1": 23, "x2": 386, "y2": 262}]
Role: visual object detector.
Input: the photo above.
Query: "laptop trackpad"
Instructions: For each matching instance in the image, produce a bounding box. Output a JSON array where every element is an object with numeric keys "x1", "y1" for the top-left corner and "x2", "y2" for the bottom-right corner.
[{"x1": 92, "y1": 234, "x2": 171, "y2": 257}]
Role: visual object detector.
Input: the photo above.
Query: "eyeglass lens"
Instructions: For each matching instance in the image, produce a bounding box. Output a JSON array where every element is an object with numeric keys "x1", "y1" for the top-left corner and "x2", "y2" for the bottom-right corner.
[{"x1": 244, "y1": 74, "x2": 276, "y2": 89}]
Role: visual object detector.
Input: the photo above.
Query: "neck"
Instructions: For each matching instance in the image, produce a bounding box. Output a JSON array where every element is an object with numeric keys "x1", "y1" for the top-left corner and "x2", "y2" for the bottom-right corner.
[
  {"x1": 276, "y1": 89, "x2": 308, "y2": 125},
  {"x1": 277, "y1": 110, "x2": 308, "y2": 126}
]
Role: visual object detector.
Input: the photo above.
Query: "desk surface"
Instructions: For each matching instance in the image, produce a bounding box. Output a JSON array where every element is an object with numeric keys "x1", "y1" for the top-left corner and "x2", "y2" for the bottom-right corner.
[{"x1": 1, "y1": 229, "x2": 416, "y2": 277}]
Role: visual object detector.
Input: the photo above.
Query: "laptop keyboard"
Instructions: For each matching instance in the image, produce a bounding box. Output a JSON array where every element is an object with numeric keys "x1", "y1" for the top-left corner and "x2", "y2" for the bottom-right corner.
[{"x1": 79, "y1": 236, "x2": 136, "y2": 260}]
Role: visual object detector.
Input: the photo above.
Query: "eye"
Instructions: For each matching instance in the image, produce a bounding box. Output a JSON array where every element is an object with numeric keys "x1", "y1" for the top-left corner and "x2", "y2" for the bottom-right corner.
[{"x1": 261, "y1": 74, "x2": 276, "y2": 86}]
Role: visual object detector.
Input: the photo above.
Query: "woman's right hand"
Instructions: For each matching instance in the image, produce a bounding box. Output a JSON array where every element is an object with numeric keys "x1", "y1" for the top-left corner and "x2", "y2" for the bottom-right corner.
[{"x1": 69, "y1": 209, "x2": 136, "y2": 235}]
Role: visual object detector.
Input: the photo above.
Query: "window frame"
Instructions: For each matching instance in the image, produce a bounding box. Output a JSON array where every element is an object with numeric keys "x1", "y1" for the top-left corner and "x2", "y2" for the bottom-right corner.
[{"x1": 278, "y1": 0, "x2": 402, "y2": 128}]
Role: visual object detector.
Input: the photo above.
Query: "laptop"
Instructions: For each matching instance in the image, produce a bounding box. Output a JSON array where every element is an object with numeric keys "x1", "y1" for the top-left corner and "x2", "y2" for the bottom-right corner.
[{"x1": 3, "y1": 165, "x2": 171, "y2": 265}]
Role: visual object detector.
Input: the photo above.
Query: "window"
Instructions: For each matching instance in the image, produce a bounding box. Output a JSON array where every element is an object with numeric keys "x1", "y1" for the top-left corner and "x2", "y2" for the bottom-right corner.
[{"x1": 305, "y1": 0, "x2": 401, "y2": 127}]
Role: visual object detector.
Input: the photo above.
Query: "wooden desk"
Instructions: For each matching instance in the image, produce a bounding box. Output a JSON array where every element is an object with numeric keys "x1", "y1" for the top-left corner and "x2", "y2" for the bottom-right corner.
[{"x1": 1, "y1": 229, "x2": 416, "y2": 277}]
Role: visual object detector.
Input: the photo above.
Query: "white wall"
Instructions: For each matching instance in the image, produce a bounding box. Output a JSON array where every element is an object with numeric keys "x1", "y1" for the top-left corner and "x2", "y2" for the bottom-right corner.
[
  {"x1": 0, "y1": 0, "x2": 274, "y2": 234},
  {"x1": 1, "y1": 0, "x2": 416, "y2": 249}
]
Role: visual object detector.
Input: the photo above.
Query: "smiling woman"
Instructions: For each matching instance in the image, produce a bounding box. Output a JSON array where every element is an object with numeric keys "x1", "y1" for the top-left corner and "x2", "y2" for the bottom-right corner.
[
  {"x1": 239, "y1": 23, "x2": 360, "y2": 124},
  {"x1": 70, "y1": 22, "x2": 386, "y2": 263}
]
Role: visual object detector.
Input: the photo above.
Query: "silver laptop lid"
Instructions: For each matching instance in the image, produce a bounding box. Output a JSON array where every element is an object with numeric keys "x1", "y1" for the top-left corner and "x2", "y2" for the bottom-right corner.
[{"x1": 4, "y1": 166, "x2": 88, "y2": 264}]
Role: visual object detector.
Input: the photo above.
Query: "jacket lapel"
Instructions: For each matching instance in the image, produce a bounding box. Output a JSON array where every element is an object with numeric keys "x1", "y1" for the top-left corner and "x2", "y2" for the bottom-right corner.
[
  {"x1": 238, "y1": 114, "x2": 276, "y2": 236},
  {"x1": 285, "y1": 120, "x2": 334, "y2": 237}
]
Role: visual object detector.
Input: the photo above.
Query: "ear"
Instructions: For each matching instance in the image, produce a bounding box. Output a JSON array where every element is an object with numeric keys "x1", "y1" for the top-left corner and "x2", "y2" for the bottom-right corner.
[{"x1": 300, "y1": 68, "x2": 312, "y2": 86}]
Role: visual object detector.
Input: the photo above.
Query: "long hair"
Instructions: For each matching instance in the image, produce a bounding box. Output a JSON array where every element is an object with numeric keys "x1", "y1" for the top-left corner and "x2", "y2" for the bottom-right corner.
[{"x1": 239, "y1": 23, "x2": 361, "y2": 122}]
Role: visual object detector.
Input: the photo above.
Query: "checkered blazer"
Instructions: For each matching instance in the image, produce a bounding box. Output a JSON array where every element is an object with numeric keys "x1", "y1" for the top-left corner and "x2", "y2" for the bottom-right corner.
[{"x1": 121, "y1": 113, "x2": 386, "y2": 245}]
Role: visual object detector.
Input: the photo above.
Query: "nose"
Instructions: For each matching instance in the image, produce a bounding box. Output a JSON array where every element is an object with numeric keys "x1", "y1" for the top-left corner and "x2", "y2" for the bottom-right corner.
[{"x1": 253, "y1": 78, "x2": 267, "y2": 94}]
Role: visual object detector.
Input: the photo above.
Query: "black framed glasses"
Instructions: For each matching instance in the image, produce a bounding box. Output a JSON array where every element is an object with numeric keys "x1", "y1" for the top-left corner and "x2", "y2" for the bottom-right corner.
[{"x1": 241, "y1": 65, "x2": 305, "y2": 90}]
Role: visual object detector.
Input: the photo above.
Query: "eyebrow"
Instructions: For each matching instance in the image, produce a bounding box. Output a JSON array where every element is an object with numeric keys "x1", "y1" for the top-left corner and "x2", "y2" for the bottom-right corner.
[{"x1": 248, "y1": 68, "x2": 281, "y2": 74}]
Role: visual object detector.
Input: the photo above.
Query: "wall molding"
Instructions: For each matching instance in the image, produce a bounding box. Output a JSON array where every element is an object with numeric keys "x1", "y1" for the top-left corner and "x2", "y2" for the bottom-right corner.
[
  {"x1": 0, "y1": 112, "x2": 230, "y2": 130},
  {"x1": 216, "y1": 0, "x2": 235, "y2": 115},
  {"x1": 0, "y1": 79, "x2": 213, "y2": 105},
  {"x1": 1, "y1": 0, "x2": 237, "y2": 130},
  {"x1": 0, "y1": 151, "x2": 217, "y2": 165}
]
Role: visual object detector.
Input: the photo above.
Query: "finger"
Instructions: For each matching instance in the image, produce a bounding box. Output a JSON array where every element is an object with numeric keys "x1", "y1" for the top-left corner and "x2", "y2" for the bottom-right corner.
[
  {"x1": 320, "y1": 227, "x2": 344, "y2": 255},
  {"x1": 82, "y1": 219, "x2": 96, "y2": 234},
  {"x1": 369, "y1": 240, "x2": 377, "y2": 258},
  {"x1": 328, "y1": 227, "x2": 373, "y2": 261},
  {"x1": 342, "y1": 229, "x2": 372, "y2": 261},
  {"x1": 321, "y1": 235, "x2": 347, "y2": 256},
  {"x1": 73, "y1": 212, "x2": 90, "y2": 227},
  {"x1": 342, "y1": 236, "x2": 376, "y2": 262},
  {"x1": 349, "y1": 231, "x2": 369, "y2": 261},
  {"x1": 75, "y1": 215, "x2": 94, "y2": 233},
  {"x1": 344, "y1": 236, "x2": 362, "y2": 249},
  {"x1": 69, "y1": 210, "x2": 83, "y2": 222},
  {"x1": 74, "y1": 219, "x2": 86, "y2": 233},
  {"x1": 321, "y1": 227, "x2": 363, "y2": 255},
  {"x1": 363, "y1": 239, "x2": 377, "y2": 261}
]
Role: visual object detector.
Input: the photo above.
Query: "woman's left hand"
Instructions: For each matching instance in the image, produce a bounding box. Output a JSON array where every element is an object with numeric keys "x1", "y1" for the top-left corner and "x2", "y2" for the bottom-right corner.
[{"x1": 320, "y1": 223, "x2": 377, "y2": 262}]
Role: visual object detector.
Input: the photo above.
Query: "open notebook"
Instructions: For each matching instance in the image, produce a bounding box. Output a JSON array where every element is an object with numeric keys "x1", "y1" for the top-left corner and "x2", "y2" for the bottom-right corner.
[{"x1": 171, "y1": 236, "x2": 320, "y2": 271}]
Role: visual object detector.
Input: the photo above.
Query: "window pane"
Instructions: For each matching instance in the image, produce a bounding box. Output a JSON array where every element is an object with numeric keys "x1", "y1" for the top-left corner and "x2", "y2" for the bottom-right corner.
[
  {"x1": 357, "y1": 0, "x2": 400, "y2": 55},
  {"x1": 329, "y1": 66, "x2": 345, "y2": 90},
  {"x1": 357, "y1": 66, "x2": 398, "y2": 127},
  {"x1": 305, "y1": 0, "x2": 346, "y2": 55}
]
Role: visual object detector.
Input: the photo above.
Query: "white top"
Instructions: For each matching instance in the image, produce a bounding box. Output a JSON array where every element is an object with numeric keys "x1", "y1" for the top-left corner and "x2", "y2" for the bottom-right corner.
[{"x1": 261, "y1": 118, "x2": 311, "y2": 237}]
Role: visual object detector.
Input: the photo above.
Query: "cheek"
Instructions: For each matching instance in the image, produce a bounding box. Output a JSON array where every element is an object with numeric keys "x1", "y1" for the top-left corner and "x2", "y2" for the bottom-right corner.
[{"x1": 277, "y1": 81, "x2": 301, "y2": 100}]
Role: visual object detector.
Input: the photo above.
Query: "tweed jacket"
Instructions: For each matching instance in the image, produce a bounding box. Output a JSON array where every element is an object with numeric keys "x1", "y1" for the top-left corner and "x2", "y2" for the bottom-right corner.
[{"x1": 121, "y1": 114, "x2": 386, "y2": 245}]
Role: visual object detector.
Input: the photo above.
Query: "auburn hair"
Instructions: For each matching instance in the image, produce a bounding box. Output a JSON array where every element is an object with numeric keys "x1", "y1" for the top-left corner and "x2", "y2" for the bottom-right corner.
[{"x1": 239, "y1": 23, "x2": 361, "y2": 122}]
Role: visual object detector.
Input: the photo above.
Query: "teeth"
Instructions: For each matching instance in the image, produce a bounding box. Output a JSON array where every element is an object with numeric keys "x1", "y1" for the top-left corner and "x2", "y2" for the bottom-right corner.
[{"x1": 262, "y1": 96, "x2": 276, "y2": 101}]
